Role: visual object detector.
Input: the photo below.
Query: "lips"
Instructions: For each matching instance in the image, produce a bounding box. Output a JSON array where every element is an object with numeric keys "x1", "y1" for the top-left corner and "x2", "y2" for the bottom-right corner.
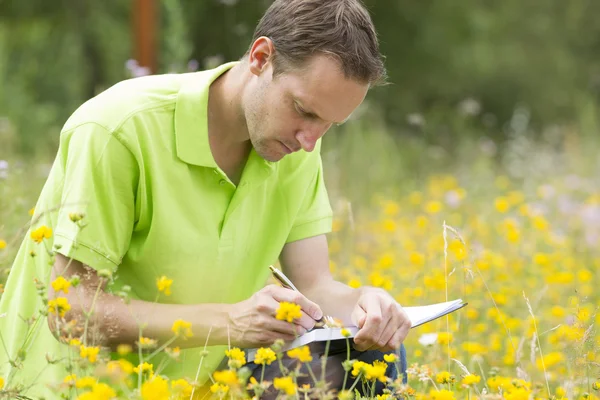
[{"x1": 280, "y1": 141, "x2": 294, "y2": 154}]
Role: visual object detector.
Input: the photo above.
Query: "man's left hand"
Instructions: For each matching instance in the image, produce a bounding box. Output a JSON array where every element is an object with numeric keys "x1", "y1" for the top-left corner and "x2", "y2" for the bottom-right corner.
[{"x1": 350, "y1": 287, "x2": 412, "y2": 352}]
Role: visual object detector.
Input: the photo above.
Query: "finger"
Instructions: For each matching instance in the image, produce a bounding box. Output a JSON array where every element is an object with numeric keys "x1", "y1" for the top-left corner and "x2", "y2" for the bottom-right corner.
[
  {"x1": 351, "y1": 307, "x2": 367, "y2": 329},
  {"x1": 268, "y1": 285, "x2": 323, "y2": 321},
  {"x1": 353, "y1": 297, "x2": 385, "y2": 349},
  {"x1": 372, "y1": 307, "x2": 401, "y2": 350}
]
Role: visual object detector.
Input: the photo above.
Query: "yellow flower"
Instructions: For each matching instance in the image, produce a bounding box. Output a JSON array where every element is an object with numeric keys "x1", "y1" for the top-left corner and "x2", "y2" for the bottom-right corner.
[
  {"x1": 213, "y1": 370, "x2": 238, "y2": 386},
  {"x1": 63, "y1": 374, "x2": 77, "y2": 385},
  {"x1": 117, "y1": 343, "x2": 132, "y2": 355},
  {"x1": 141, "y1": 375, "x2": 170, "y2": 400},
  {"x1": 171, "y1": 319, "x2": 193, "y2": 339},
  {"x1": 437, "y1": 332, "x2": 453, "y2": 345},
  {"x1": 287, "y1": 345, "x2": 313, "y2": 363},
  {"x1": 383, "y1": 353, "x2": 397, "y2": 363},
  {"x1": 536, "y1": 351, "x2": 564, "y2": 369},
  {"x1": 424, "y1": 201, "x2": 442, "y2": 214},
  {"x1": 364, "y1": 360, "x2": 388, "y2": 383},
  {"x1": 254, "y1": 347, "x2": 277, "y2": 365},
  {"x1": 79, "y1": 345, "x2": 100, "y2": 363},
  {"x1": 134, "y1": 362, "x2": 154, "y2": 376},
  {"x1": 409, "y1": 252, "x2": 425, "y2": 266},
  {"x1": 30, "y1": 225, "x2": 52, "y2": 243},
  {"x1": 0, "y1": 239, "x2": 6, "y2": 250},
  {"x1": 171, "y1": 379, "x2": 193, "y2": 398},
  {"x1": 138, "y1": 336, "x2": 158, "y2": 349},
  {"x1": 274, "y1": 376, "x2": 297, "y2": 395},
  {"x1": 429, "y1": 389, "x2": 456, "y2": 400},
  {"x1": 275, "y1": 301, "x2": 302, "y2": 322},
  {"x1": 76, "y1": 383, "x2": 116, "y2": 400},
  {"x1": 494, "y1": 197, "x2": 510, "y2": 213},
  {"x1": 69, "y1": 338, "x2": 81, "y2": 347},
  {"x1": 436, "y1": 371, "x2": 455, "y2": 384},
  {"x1": 351, "y1": 361, "x2": 368, "y2": 377},
  {"x1": 106, "y1": 359, "x2": 134, "y2": 376},
  {"x1": 592, "y1": 380, "x2": 600, "y2": 391},
  {"x1": 225, "y1": 347, "x2": 246, "y2": 369},
  {"x1": 461, "y1": 374, "x2": 481, "y2": 386},
  {"x1": 48, "y1": 297, "x2": 71, "y2": 317},
  {"x1": 505, "y1": 387, "x2": 531, "y2": 400},
  {"x1": 156, "y1": 276, "x2": 173, "y2": 296},
  {"x1": 347, "y1": 278, "x2": 361, "y2": 288},
  {"x1": 51, "y1": 276, "x2": 71, "y2": 294},
  {"x1": 341, "y1": 328, "x2": 352, "y2": 338},
  {"x1": 75, "y1": 376, "x2": 97, "y2": 388},
  {"x1": 377, "y1": 395, "x2": 391, "y2": 400},
  {"x1": 210, "y1": 383, "x2": 229, "y2": 396}
]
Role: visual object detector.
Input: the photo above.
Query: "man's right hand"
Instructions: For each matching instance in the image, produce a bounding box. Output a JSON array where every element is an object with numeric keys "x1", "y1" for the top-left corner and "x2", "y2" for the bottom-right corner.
[{"x1": 227, "y1": 284, "x2": 323, "y2": 348}]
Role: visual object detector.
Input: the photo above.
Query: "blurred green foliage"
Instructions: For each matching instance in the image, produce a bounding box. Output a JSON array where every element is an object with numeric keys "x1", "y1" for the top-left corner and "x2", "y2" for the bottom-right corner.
[{"x1": 1, "y1": 0, "x2": 599, "y2": 156}]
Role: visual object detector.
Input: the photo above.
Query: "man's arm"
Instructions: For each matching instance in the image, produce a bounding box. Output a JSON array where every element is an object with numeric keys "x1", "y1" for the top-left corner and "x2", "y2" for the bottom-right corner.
[
  {"x1": 47, "y1": 253, "x2": 322, "y2": 351},
  {"x1": 279, "y1": 234, "x2": 359, "y2": 326},
  {"x1": 279, "y1": 234, "x2": 412, "y2": 352}
]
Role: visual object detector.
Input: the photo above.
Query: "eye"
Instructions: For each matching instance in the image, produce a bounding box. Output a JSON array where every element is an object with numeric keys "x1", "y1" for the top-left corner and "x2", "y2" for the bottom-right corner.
[{"x1": 295, "y1": 103, "x2": 316, "y2": 120}]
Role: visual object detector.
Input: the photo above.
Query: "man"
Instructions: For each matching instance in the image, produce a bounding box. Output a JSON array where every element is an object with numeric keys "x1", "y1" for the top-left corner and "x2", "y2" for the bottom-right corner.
[{"x1": 0, "y1": 0, "x2": 411, "y2": 398}]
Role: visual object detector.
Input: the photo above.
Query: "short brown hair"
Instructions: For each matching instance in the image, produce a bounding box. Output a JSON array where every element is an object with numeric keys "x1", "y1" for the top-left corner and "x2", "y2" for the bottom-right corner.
[{"x1": 246, "y1": 0, "x2": 387, "y2": 86}]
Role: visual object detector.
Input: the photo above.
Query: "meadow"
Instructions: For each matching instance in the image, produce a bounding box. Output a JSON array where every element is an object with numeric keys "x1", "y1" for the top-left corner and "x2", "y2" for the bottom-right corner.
[{"x1": 0, "y1": 123, "x2": 598, "y2": 399}]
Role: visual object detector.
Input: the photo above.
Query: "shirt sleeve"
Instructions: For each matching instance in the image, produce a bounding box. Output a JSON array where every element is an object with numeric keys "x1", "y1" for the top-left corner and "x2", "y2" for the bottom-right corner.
[
  {"x1": 286, "y1": 154, "x2": 333, "y2": 243},
  {"x1": 53, "y1": 123, "x2": 138, "y2": 273}
]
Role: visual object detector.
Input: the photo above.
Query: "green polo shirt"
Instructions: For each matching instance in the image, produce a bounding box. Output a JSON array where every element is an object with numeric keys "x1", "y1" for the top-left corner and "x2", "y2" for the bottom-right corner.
[{"x1": 0, "y1": 62, "x2": 332, "y2": 398}]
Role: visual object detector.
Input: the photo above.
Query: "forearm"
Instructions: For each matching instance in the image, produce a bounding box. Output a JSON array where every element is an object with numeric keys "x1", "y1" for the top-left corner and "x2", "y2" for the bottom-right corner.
[
  {"x1": 302, "y1": 278, "x2": 362, "y2": 327},
  {"x1": 48, "y1": 254, "x2": 233, "y2": 351}
]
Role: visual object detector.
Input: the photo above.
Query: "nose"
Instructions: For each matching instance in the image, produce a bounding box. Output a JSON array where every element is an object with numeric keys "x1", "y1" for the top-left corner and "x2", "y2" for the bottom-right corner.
[{"x1": 295, "y1": 125, "x2": 330, "y2": 152}]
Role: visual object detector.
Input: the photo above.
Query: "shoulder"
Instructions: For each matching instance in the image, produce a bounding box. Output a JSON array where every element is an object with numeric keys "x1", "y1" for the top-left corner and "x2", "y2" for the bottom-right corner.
[{"x1": 61, "y1": 73, "x2": 189, "y2": 134}]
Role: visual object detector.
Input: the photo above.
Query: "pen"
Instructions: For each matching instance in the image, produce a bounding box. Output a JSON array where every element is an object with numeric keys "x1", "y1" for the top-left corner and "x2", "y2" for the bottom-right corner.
[{"x1": 269, "y1": 265, "x2": 328, "y2": 328}]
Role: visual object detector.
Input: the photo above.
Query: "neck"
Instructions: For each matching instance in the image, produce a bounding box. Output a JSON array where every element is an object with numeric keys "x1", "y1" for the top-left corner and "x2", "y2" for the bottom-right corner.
[{"x1": 207, "y1": 63, "x2": 249, "y2": 149}]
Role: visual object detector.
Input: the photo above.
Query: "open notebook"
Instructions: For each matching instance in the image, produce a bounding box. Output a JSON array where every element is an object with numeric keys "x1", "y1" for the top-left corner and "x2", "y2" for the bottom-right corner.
[{"x1": 246, "y1": 299, "x2": 467, "y2": 361}]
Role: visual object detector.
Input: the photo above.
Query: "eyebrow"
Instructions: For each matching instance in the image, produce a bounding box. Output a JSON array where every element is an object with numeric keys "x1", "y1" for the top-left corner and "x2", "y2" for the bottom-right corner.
[{"x1": 295, "y1": 98, "x2": 350, "y2": 126}]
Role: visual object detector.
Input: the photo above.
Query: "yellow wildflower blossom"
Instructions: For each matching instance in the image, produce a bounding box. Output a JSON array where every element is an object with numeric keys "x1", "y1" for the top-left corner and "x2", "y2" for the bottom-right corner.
[
  {"x1": 30, "y1": 225, "x2": 52, "y2": 243},
  {"x1": 275, "y1": 301, "x2": 302, "y2": 322},
  {"x1": 171, "y1": 379, "x2": 193, "y2": 398},
  {"x1": 505, "y1": 387, "x2": 531, "y2": 400},
  {"x1": 287, "y1": 345, "x2": 313, "y2": 363},
  {"x1": 364, "y1": 360, "x2": 388, "y2": 383},
  {"x1": 48, "y1": 297, "x2": 71, "y2": 318},
  {"x1": 436, "y1": 371, "x2": 455, "y2": 384},
  {"x1": 274, "y1": 376, "x2": 297, "y2": 395},
  {"x1": 134, "y1": 362, "x2": 154, "y2": 376},
  {"x1": 141, "y1": 375, "x2": 170, "y2": 400},
  {"x1": 225, "y1": 347, "x2": 246, "y2": 369},
  {"x1": 429, "y1": 389, "x2": 456, "y2": 400},
  {"x1": 64, "y1": 374, "x2": 77, "y2": 386},
  {"x1": 51, "y1": 276, "x2": 71, "y2": 294},
  {"x1": 75, "y1": 376, "x2": 97, "y2": 388},
  {"x1": 156, "y1": 276, "x2": 173, "y2": 296},
  {"x1": 138, "y1": 336, "x2": 158, "y2": 349},
  {"x1": 171, "y1": 319, "x2": 193, "y2": 339},
  {"x1": 383, "y1": 353, "x2": 397, "y2": 363},
  {"x1": 76, "y1": 383, "x2": 116, "y2": 400},
  {"x1": 79, "y1": 345, "x2": 100, "y2": 363},
  {"x1": 254, "y1": 347, "x2": 277, "y2": 365},
  {"x1": 210, "y1": 383, "x2": 229, "y2": 396},
  {"x1": 0, "y1": 239, "x2": 6, "y2": 250},
  {"x1": 213, "y1": 369, "x2": 238, "y2": 386},
  {"x1": 117, "y1": 343, "x2": 132, "y2": 355},
  {"x1": 461, "y1": 374, "x2": 481, "y2": 386}
]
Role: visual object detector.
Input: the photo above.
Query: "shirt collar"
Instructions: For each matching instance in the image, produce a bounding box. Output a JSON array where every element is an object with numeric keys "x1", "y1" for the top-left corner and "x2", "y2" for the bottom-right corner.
[{"x1": 174, "y1": 61, "x2": 238, "y2": 167}]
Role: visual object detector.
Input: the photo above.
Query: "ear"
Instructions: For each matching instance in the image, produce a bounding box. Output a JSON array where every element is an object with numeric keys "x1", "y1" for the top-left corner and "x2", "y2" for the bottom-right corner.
[{"x1": 248, "y1": 36, "x2": 275, "y2": 76}]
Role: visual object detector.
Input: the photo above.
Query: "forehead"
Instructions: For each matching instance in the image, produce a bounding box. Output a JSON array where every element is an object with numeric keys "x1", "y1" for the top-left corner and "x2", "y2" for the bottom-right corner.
[{"x1": 275, "y1": 55, "x2": 369, "y2": 123}]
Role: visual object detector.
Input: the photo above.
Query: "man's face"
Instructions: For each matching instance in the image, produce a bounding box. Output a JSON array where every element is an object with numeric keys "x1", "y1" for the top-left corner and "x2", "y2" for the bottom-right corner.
[{"x1": 243, "y1": 54, "x2": 370, "y2": 162}]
